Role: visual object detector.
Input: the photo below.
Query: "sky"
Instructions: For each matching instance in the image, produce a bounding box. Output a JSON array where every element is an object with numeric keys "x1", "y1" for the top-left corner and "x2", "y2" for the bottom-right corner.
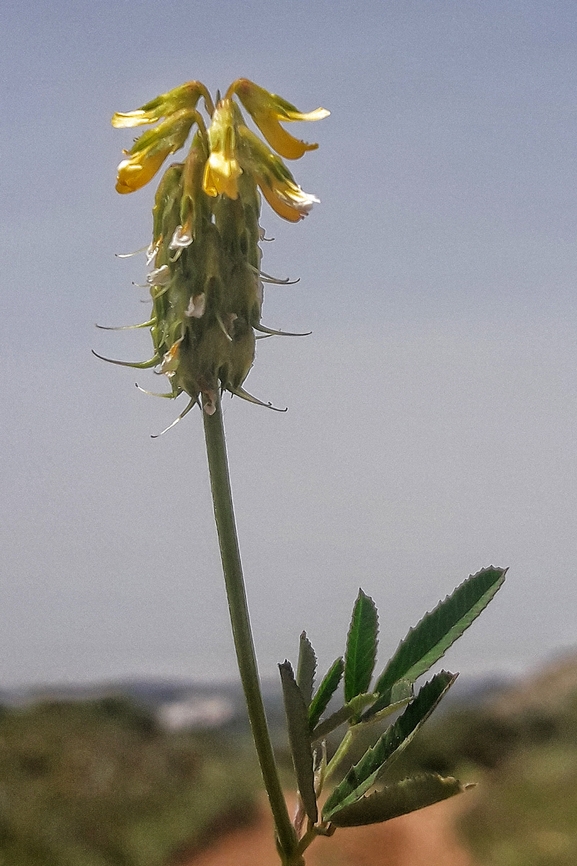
[{"x1": 2, "y1": 0, "x2": 577, "y2": 689}]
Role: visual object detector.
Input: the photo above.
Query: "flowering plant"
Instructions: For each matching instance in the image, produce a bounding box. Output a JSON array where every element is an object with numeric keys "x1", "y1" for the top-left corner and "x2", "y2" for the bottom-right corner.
[{"x1": 99, "y1": 78, "x2": 505, "y2": 866}]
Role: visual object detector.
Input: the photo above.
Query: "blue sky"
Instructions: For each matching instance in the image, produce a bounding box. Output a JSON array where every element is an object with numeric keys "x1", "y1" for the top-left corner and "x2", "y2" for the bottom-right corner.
[{"x1": 2, "y1": 0, "x2": 577, "y2": 687}]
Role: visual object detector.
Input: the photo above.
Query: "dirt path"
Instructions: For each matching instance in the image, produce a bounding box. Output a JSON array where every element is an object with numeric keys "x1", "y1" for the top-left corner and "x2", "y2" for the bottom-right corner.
[{"x1": 184, "y1": 793, "x2": 479, "y2": 866}]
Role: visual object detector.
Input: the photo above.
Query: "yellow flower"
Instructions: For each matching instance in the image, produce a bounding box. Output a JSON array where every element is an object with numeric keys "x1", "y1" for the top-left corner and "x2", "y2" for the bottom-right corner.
[
  {"x1": 202, "y1": 99, "x2": 243, "y2": 199},
  {"x1": 259, "y1": 181, "x2": 319, "y2": 223},
  {"x1": 232, "y1": 78, "x2": 329, "y2": 160},
  {"x1": 237, "y1": 126, "x2": 319, "y2": 222},
  {"x1": 112, "y1": 81, "x2": 213, "y2": 128},
  {"x1": 115, "y1": 109, "x2": 198, "y2": 194},
  {"x1": 108, "y1": 78, "x2": 328, "y2": 416},
  {"x1": 116, "y1": 148, "x2": 173, "y2": 194}
]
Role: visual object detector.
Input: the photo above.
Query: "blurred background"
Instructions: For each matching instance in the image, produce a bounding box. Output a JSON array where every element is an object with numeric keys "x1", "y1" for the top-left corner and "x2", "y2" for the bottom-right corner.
[{"x1": 2, "y1": 1, "x2": 577, "y2": 863}]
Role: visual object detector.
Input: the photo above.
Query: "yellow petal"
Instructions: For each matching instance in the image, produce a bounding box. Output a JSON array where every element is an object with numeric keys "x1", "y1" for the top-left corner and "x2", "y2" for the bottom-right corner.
[
  {"x1": 203, "y1": 99, "x2": 243, "y2": 199},
  {"x1": 115, "y1": 148, "x2": 170, "y2": 194},
  {"x1": 233, "y1": 78, "x2": 329, "y2": 159},
  {"x1": 258, "y1": 183, "x2": 304, "y2": 222},
  {"x1": 234, "y1": 79, "x2": 329, "y2": 123},
  {"x1": 282, "y1": 107, "x2": 331, "y2": 122},
  {"x1": 115, "y1": 110, "x2": 198, "y2": 194},
  {"x1": 110, "y1": 108, "x2": 157, "y2": 129},
  {"x1": 249, "y1": 114, "x2": 319, "y2": 159},
  {"x1": 202, "y1": 154, "x2": 241, "y2": 199},
  {"x1": 112, "y1": 82, "x2": 213, "y2": 129}
]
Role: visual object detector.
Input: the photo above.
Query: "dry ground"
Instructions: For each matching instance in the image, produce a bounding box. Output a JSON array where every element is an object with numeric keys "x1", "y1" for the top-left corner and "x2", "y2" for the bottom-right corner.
[{"x1": 184, "y1": 792, "x2": 479, "y2": 866}]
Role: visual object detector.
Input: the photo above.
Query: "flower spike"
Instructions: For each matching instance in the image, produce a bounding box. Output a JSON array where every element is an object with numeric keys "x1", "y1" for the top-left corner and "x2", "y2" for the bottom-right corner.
[{"x1": 104, "y1": 77, "x2": 327, "y2": 422}]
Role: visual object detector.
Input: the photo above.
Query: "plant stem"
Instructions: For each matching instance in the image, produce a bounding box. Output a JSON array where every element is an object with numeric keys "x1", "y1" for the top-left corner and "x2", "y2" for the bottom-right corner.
[{"x1": 203, "y1": 398, "x2": 298, "y2": 864}]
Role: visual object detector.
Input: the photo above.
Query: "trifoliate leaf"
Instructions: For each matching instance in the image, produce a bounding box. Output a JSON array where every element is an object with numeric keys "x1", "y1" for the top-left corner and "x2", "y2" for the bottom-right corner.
[{"x1": 323, "y1": 671, "x2": 456, "y2": 819}]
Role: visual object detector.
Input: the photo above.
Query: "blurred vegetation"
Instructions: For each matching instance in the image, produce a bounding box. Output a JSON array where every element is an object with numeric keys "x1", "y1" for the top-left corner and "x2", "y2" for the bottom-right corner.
[
  {"x1": 393, "y1": 656, "x2": 577, "y2": 866},
  {"x1": 0, "y1": 696, "x2": 258, "y2": 866},
  {"x1": 3, "y1": 657, "x2": 577, "y2": 866}
]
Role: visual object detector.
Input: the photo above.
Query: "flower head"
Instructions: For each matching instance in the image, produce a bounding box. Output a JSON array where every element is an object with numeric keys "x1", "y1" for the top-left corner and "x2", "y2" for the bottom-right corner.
[{"x1": 106, "y1": 78, "x2": 327, "y2": 418}]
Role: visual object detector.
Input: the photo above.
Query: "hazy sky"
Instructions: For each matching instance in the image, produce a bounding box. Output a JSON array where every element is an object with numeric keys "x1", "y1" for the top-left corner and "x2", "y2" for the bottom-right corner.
[{"x1": 2, "y1": 0, "x2": 577, "y2": 688}]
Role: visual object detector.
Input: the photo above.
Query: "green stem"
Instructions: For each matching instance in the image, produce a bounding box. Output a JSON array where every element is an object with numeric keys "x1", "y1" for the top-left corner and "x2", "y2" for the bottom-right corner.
[
  {"x1": 203, "y1": 398, "x2": 298, "y2": 864},
  {"x1": 323, "y1": 728, "x2": 355, "y2": 787},
  {"x1": 297, "y1": 824, "x2": 319, "y2": 856}
]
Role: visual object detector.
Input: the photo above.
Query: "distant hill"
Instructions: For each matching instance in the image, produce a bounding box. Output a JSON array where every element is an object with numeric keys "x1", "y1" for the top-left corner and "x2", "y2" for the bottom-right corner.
[
  {"x1": 488, "y1": 650, "x2": 577, "y2": 716},
  {"x1": 0, "y1": 677, "x2": 288, "y2": 734},
  {"x1": 4, "y1": 652, "x2": 575, "y2": 737}
]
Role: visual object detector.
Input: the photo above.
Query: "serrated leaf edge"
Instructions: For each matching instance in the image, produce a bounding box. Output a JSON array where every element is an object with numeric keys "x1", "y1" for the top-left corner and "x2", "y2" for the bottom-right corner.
[
  {"x1": 368, "y1": 566, "x2": 506, "y2": 716},
  {"x1": 328, "y1": 773, "x2": 467, "y2": 827},
  {"x1": 308, "y1": 657, "x2": 344, "y2": 731},
  {"x1": 344, "y1": 589, "x2": 379, "y2": 703},
  {"x1": 323, "y1": 671, "x2": 456, "y2": 819},
  {"x1": 297, "y1": 631, "x2": 317, "y2": 708}
]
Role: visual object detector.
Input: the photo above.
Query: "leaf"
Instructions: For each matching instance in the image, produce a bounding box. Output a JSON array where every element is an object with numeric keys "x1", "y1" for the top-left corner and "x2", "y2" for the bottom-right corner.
[
  {"x1": 390, "y1": 679, "x2": 414, "y2": 705},
  {"x1": 323, "y1": 671, "x2": 456, "y2": 820},
  {"x1": 297, "y1": 631, "x2": 317, "y2": 707},
  {"x1": 367, "y1": 566, "x2": 506, "y2": 717},
  {"x1": 364, "y1": 683, "x2": 414, "y2": 726},
  {"x1": 308, "y1": 657, "x2": 344, "y2": 731},
  {"x1": 344, "y1": 589, "x2": 379, "y2": 704},
  {"x1": 349, "y1": 682, "x2": 414, "y2": 731},
  {"x1": 278, "y1": 661, "x2": 318, "y2": 823},
  {"x1": 329, "y1": 774, "x2": 469, "y2": 827},
  {"x1": 311, "y1": 693, "x2": 377, "y2": 743}
]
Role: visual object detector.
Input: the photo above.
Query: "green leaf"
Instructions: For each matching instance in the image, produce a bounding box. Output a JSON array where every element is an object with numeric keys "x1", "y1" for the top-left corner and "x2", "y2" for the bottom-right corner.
[
  {"x1": 297, "y1": 631, "x2": 317, "y2": 707},
  {"x1": 308, "y1": 657, "x2": 344, "y2": 731},
  {"x1": 323, "y1": 671, "x2": 456, "y2": 820},
  {"x1": 390, "y1": 679, "x2": 414, "y2": 705},
  {"x1": 311, "y1": 693, "x2": 377, "y2": 743},
  {"x1": 344, "y1": 589, "x2": 379, "y2": 704},
  {"x1": 367, "y1": 566, "x2": 506, "y2": 717},
  {"x1": 365, "y1": 682, "x2": 414, "y2": 726},
  {"x1": 329, "y1": 774, "x2": 469, "y2": 827},
  {"x1": 278, "y1": 661, "x2": 318, "y2": 824}
]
